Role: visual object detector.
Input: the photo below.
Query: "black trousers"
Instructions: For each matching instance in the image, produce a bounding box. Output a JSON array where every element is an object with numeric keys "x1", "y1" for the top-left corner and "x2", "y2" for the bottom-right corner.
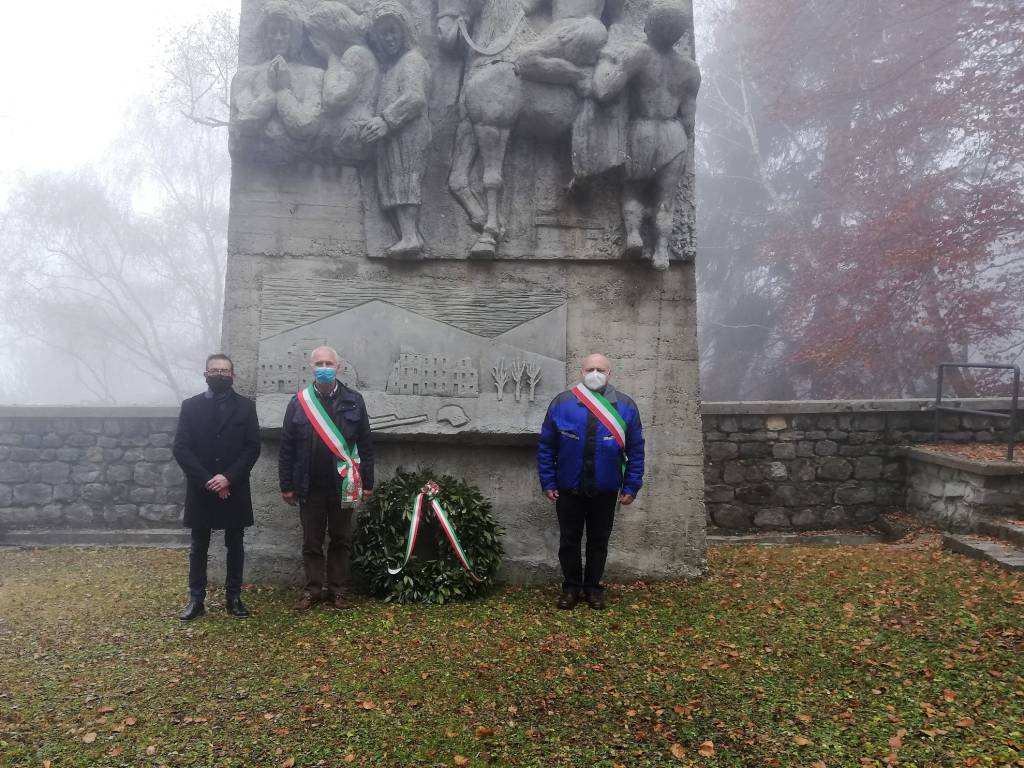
[
  {"x1": 299, "y1": 490, "x2": 353, "y2": 595},
  {"x1": 556, "y1": 491, "x2": 618, "y2": 593},
  {"x1": 188, "y1": 527, "x2": 244, "y2": 601}
]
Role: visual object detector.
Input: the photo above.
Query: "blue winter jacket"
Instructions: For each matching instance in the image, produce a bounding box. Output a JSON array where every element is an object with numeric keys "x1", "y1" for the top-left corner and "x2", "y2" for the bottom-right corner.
[{"x1": 537, "y1": 384, "x2": 645, "y2": 497}]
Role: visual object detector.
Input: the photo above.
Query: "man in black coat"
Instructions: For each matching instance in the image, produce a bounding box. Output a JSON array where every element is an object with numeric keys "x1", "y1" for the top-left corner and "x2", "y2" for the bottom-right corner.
[
  {"x1": 279, "y1": 345, "x2": 374, "y2": 611},
  {"x1": 172, "y1": 354, "x2": 261, "y2": 620}
]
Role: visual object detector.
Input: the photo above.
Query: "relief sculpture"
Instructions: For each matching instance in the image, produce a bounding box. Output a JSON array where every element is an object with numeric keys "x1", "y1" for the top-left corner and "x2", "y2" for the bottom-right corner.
[
  {"x1": 362, "y1": 1, "x2": 433, "y2": 256},
  {"x1": 230, "y1": 1, "x2": 324, "y2": 164},
  {"x1": 229, "y1": 0, "x2": 698, "y2": 266},
  {"x1": 306, "y1": 2, "x2": 380, "y2": 163}
]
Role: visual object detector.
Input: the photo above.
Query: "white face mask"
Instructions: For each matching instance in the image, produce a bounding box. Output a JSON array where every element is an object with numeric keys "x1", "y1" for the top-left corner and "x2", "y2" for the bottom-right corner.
[{"x1": 583, "y1": 371, "x2": 608, "y2": 390}]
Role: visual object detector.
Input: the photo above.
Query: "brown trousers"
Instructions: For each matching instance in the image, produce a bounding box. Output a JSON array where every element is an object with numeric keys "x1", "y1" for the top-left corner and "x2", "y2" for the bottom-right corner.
[{"x1": 299, "y1": 490, "x2": 353, "y2": 595}]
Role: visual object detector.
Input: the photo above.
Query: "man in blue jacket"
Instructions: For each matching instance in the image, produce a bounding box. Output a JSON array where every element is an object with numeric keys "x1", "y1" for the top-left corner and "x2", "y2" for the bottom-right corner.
[{"x1": 537, "y1": 353, "x2": 645, "y2": 610}]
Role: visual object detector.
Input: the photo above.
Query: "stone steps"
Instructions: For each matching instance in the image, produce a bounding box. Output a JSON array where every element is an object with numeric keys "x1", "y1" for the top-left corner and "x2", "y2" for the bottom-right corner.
[
  {"x1": 975, "y1": 517, "x2": 1024, "y2": 548},
  {"x1": 943, "y1": 533, "x2": 1024, "y2": 572}
]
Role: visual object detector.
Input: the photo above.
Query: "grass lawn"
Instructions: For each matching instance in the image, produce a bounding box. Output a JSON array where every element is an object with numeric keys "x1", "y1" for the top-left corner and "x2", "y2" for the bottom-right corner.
[{"x1": 0, "y1": 540, "x2": 1021, "y2": 767}]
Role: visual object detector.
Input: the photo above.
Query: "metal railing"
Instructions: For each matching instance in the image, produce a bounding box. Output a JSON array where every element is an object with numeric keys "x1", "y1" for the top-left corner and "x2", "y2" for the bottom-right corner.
[{"x1": 933, "y1": 362, "x2": 1020, "y2": 461}]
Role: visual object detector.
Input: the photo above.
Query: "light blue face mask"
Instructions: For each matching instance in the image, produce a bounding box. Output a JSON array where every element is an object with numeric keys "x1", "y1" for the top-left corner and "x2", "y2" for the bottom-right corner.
[{"x1": 314, "y1": 366, "x2": 337, "y2": 384}]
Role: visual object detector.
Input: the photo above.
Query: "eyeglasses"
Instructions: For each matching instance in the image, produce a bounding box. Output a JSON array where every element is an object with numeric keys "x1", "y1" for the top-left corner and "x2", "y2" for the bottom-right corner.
[{"x1": 206, "y1": 369, "x2": 233, "y2": 376}]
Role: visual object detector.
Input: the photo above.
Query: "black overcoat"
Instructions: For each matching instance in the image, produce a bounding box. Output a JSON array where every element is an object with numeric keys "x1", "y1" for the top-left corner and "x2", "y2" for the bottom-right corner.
[{"x1": 172, "y1": 390, "x2": 261, "y2": 529}]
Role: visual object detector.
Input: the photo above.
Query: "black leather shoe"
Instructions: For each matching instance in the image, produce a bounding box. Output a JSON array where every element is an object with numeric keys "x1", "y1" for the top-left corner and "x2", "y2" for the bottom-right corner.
[
  {"x1": 225, "y1": 596, "x2": 251, "y2": 619},
  {"x1": 179, "y1": 599, "x2": 205, "y2": 621},
  {"x1": 585, "y1": 590, "x2": 606, "y2": 610},
  {"x1": 556, "y1": 589, "x2": 581, "y2": 610}
]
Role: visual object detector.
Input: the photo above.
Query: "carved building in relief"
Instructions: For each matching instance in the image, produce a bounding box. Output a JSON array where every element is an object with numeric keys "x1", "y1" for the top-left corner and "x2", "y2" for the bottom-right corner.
[{"x1": 386, "y1": 352, "x2": 479, "y2": 396}]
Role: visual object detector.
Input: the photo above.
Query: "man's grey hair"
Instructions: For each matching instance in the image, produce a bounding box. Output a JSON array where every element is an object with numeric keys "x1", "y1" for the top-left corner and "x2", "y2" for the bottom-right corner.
[{"x1": 309, "y1": 345, "x2": 340, "y2": 363}]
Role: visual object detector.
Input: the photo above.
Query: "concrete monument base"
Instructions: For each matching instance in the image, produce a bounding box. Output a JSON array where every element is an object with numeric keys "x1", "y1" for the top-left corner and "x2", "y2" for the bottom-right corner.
[{"x1": 221, "y1": 0, "x2": 706, "y2": 584}]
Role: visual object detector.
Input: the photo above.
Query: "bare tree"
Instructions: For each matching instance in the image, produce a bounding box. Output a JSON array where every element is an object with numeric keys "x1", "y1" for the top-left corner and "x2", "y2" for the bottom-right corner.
[
  {"x1": 491, "y1": 359, "x2": 509, "y2": 401},
  {"x1": 510, "y1": 359, "x2": 526, "y2": 402},
  {"x1": 0, "y1": 11, "x2": 237, "y2": 404},
  {"x1": 524, "y1": 364, "x2": 540, "y2": 403}
]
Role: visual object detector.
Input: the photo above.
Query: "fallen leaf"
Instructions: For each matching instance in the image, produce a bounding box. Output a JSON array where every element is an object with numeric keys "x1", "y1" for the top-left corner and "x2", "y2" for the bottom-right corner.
[
  {"x1": 942, "y1": 689, "x2": 956, "y2": 702},
  {"x1": 146, "y1": 745, "x2": 157, "y2": 755},
  {"x1": 793, "y1": 736, "x2": 812, "y2": 746},
  {"x1": 359, "y1": 700, "x2": 376, "y2": 710},
  {"x1": 82, "y1": 732, "x2": 97, "y2": 744},
  {"x1": 797, "y1": 713, "x2": 812, "y2": 723},
  {"x1": 97, "y1": 706, "x2": 114, "y2": 714},
  {"x1": 343, "y1": 754, "x2": 356, "y2": 763},
  {"x1": 671, "y1": 742, "x2": 687, "y2": 759},
  {"x1": 124, "y1": 717, "x2": 137, "y2": 726},
  {"x1": 812, "y1": 762, "x2": 827, "y2": 768},
  {"x1": 698, "y1": 740, "x2": 715, "y2": 757},
  {"x1": 453, "y1": 756, "x2": 469, "y2": 766},
  {"x1": 475, "y1": 726, "x2": 494, "y2": 738},
  {"x1": 955, "y1": 718, "x2": 975, "y2": 728},
  {"x1": 281, "y1": 758, "x2": 296, "y2": 768}
]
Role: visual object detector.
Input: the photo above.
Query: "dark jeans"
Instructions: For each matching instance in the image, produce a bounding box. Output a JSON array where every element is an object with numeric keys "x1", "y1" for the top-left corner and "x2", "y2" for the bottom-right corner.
[
  {"x1": 300, "y1": 490, "x2": 353, "y2": 595},
  {"x1": 556, "y1": 490, "x2": 618, "y2": 594},
  {"x1": 188, "y1": 527, "x2": 244, "y2": 601}
]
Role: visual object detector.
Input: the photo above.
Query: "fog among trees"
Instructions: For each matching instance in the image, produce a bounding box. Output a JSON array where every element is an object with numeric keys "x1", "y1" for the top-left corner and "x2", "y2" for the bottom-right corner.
[{"x1": 0, "y1": 1, "x2": 1020, "y2": 405}]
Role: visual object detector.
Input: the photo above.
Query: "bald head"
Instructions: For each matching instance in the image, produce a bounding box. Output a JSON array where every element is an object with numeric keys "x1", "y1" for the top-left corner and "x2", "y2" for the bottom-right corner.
[{"x1": 581, "y1": 353, "x2": 611, "y2": 378}]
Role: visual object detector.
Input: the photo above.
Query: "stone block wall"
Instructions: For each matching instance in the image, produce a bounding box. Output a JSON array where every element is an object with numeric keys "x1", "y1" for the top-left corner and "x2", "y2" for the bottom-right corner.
[
  {"x1": 904, "y1": 447, "x2": 1024, "y2": 531},
  {"x1": 702, "y1": 399, "x2": 1018, "y2": 533},
  {"x1": 0, "y1": 407, "x2": 184, "y2": 535},
  {"x1": 1, "y1": 399, "x2": 1017, "y2": 544}
]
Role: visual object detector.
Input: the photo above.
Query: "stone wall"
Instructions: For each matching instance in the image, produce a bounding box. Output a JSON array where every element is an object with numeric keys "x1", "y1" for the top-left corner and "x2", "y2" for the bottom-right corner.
[
  {"x1": 702, "y1": 399, "x2": 1018, "y2": 533},
  {"x1": 904, "y1": 447, "x2": 1024, "y2": 530},
  {"x1": 0, "y1": 407, "x2": 185, "y2": 544},
  {"x1": 2, "y1": 398, "x2": 1017, "y2": 549}
]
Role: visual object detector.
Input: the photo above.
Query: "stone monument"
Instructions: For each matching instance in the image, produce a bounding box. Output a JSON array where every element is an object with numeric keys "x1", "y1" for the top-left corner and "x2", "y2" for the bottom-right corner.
[{"x1": 222, "y1": 0, "x2": 706, "y2": 583}]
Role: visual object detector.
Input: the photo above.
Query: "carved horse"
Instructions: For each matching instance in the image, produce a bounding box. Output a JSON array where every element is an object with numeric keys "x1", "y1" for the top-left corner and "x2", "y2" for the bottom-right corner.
[{"x1": 437, "y1": 0, "x2": 633, "y2": 257}]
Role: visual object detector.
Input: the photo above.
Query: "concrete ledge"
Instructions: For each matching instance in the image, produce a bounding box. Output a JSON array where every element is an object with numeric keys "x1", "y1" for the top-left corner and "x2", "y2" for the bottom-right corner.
[
  {"x1": 943, "y1": 533, "x2": 1024, "y2": 571},
  {"x1": 0, "y1": 529, "x2": 190, "y2": 548},
  {"x1": 701, "y1": 398, "x2": 1015, "y2": 415},
  {"x1": 975, "y1": 518, "x2": 1024, "y2": 548},
  {"x1": 901, "y1": 446, "x2": 1024, "y2": 476},
  {"x1": 0, "y1": 405, "x2": 180, "y2": 417}
]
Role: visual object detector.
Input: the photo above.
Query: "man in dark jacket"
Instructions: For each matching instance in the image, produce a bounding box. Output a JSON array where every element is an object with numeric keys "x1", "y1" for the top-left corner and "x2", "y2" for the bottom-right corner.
[
  {"x1": 279, "y1": 345, "x2": 375, "y2": 611},
  {"x1": 172, "y1": 354, "x2": 261, "y2": 621},
  {"x1": 537, "y1": 353, "x2": 645, "y2": 610}
]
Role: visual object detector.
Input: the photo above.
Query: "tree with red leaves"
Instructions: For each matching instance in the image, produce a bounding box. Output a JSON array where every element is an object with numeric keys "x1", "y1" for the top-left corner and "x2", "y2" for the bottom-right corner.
[{"x1": 697, "y1": 0, "x2": 1023, "y2": 398}]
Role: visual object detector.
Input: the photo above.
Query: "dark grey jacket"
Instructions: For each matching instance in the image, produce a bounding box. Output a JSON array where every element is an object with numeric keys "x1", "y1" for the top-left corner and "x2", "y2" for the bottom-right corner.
[{"x1": 278, "y1": 384, "x2": 375, "y2": 499}]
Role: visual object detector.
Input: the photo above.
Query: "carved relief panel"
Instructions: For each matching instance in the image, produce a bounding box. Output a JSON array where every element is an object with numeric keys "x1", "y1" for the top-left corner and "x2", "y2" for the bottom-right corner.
[
  {"x1": 231, "y1": 0, "x2": 699, "y2": 265},
  {"x1": 255, "y1": 276, "x2": 567, "y2": 433}
]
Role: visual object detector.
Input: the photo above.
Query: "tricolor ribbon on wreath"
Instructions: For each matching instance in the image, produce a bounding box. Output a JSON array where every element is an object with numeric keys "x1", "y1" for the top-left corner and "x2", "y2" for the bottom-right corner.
[
  {"x1": 296, "y1": 384, "x2": 363, "y2": 503},
  {"x1": 388, "y1": 480, "x2": 482, "y2": 581}
]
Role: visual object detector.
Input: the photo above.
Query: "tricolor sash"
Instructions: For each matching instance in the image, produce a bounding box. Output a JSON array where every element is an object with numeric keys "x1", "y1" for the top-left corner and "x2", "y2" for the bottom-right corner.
[
  {"x1": 297, "y1": 385, "x2": 363, "y2": 503},
  {"x1": 571, "y1": 383, "x2": 626, "y2": 449},
  {"x1": 388, "y1": 481, "x2": 481, "y2": 581}
]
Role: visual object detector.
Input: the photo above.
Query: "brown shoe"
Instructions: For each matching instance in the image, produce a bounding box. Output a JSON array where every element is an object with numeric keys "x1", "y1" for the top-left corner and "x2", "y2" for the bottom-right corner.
[
  {"x1": 293, "y1": 591, "x2": 315, "y2": 611},
  {"x1": 330, "y1": 592, "x2": 354, "y2": 610}
]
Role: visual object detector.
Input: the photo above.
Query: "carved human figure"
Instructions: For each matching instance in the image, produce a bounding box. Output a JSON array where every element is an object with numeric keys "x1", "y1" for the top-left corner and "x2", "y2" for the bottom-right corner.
[
  {"x1": 593, "y1": 2, "x2": 700, "y2": 270},
  {"x1": 513, "y1": 0, "x2": 608, "y2": 91},
  {"x1": 435, "y1": 0, "x2": 628, "y2": 257},
  {"x1": 307, "y1": 2, "x2": 381, "y2": 164},
  {"x1": 361, "y1": 1, "x2": 432, "y2": 257},
  {"x1": 229, "y1": 1, "x2": 324, "y2": 163}
]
